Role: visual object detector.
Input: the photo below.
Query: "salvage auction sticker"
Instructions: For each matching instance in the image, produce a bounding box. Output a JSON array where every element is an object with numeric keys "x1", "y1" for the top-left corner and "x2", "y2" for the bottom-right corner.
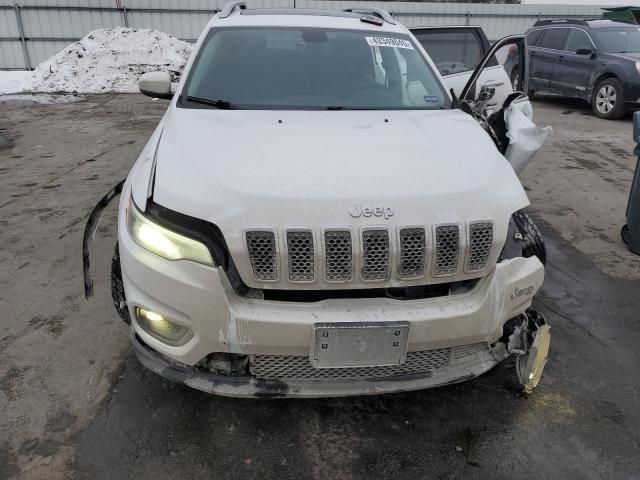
[{"x1": 366, "y1": 36, "x2": 414, "y2": 49}]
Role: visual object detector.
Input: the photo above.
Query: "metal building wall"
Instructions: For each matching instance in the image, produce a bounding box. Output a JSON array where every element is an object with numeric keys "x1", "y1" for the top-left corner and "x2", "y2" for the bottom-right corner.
[{"x1": 0, "y1": 0, "x2": 608, "y2": 70}]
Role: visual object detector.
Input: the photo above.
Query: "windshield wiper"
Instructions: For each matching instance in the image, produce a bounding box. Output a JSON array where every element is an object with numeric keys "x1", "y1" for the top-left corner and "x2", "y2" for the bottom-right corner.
[{"x1": 182, "y1": 96, "x2": 240, "y2": 109}]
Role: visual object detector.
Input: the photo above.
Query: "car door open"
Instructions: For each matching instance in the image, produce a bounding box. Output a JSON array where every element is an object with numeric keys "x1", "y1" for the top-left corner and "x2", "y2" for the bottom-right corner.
[
  {"x1": 458, "y1": 34, "x2": 552, "y2": 175},
  {"x1": 412, "y1": 26, "x2": 513, "y2": 110}
]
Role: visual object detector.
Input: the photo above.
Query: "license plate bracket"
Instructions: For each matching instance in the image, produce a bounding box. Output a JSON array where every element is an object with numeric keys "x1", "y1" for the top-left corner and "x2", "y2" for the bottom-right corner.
[{"x1": 311, "y1": 322, "x2": 409, "y2": 369}]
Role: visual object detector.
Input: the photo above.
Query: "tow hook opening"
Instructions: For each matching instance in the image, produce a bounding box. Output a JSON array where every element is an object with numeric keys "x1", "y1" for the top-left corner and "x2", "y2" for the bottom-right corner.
[{"x1": 500, "y1": 309, "x2": 551, "y2": 393}]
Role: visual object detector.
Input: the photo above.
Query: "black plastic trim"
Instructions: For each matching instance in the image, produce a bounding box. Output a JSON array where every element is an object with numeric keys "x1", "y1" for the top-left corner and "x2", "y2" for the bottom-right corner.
[{"x1": 146, "y1": 199, "x2": 230, "y2": 270}]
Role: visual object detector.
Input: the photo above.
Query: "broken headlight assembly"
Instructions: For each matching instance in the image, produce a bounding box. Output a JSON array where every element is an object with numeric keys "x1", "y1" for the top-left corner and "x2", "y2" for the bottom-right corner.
[{"x1": 127, "y1": 197, "x2": 215, "y2": 266}]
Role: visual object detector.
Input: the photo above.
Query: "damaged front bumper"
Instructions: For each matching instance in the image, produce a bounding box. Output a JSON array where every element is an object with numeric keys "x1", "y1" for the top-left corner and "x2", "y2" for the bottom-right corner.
[
  {"x1": 133, "y1": 307, "x2": 548, "y2": 398},
  {"x1": 133, "y1": 332, "x2": 501, "y2": 398}
]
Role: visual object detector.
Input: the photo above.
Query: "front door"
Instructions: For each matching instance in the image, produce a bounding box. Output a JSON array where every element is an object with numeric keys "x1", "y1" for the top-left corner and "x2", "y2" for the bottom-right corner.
[
  {"x1": 554, "y1": 28, "x2": 596, "y2": 99},
  {"x1": 531, "y1": 28, "x2": 569, "y2": 93}
]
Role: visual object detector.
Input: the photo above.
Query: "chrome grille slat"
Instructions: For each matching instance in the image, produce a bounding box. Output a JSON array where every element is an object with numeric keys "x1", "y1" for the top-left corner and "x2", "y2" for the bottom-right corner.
[
  {"x1": 467, "y1": 222, "x2": 493, "y2": 272},
  {"x1": 433, "y1": 225, "x2": 460, "y2": 276},
  {"x1": 246, "y1": 231, "x2": 277, "y2": 281},
  {"x1": 361, "y1": 229, "x2": 390, "y2": 281},
  {"x1": 325, "y1": 230, "x2": 352, "y2": 281},
  {"x1": 287, "y1": 231, "x2": 314, "y2": 281},
  {"x1": 250, "y1": 343, "x2": 488, "y2": 380},
  {"x1": 399, "y1": 227, "x2": 426, "y2": 278},
  {"x1": 246, "y1": 222, "x2": 493, "y2": 282}
]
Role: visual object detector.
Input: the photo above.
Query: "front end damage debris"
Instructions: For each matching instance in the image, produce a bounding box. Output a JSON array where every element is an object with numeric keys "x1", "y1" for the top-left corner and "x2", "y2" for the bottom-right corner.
[
  {"x1": 455, "y1": 34, "x2": 551, "y2": 174},
  {"x1": 497, "y1": 309, "x2": 551, "y2": 393},
  {"x1": 83, "y1": 179, "x2": 125, "y2": 299}
]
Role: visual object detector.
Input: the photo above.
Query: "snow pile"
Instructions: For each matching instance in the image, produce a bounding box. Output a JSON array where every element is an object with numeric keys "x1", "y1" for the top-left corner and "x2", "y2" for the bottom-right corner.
[{"x1": 0, "y1": 27, "x2": 192, "y2": 94}]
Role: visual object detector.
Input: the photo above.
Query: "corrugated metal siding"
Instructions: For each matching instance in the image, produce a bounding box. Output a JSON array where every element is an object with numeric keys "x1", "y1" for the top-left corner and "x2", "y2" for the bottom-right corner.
[{"x1": 0, "y1": 1, "x2": 609, "y2": 70}]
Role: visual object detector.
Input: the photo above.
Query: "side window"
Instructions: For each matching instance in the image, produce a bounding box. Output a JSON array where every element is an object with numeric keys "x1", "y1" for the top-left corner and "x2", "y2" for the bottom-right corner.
[
  {"x1": 526, "y1": 29, "x2": 544, "y2": 47},
  {"x1": 413, "y1": 29, "x2": 485, "y2": 75},
  {"x1": 539, "y1": 28, "x2": 569, "y2": 50},
  {"x1": 564, "y1": 29, "x2": 592, "y2": 52}
]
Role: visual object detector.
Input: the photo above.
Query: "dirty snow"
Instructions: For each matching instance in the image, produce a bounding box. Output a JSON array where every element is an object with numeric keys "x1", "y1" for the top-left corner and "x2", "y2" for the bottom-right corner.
[{"x1": 0, "y1": 27, "x2": 192, "y2": 95}]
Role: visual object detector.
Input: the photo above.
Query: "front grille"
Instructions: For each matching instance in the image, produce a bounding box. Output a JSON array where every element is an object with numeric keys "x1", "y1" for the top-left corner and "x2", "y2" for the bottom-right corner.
[
  {"x1": 325, "y1": 230, "x2": 352, "y2": 281},
  {"x1": 245, "y1": 222, "x2": 492, "y2": 282},
  {"x1": 399, "y1": 227, "x2": 426, "y2": 278},
  {"x1": 361, "y1": 229, "x2": 390, "y2": 281},
  {"x1": 467, "y1": 222, "x2": 493, "y2": 272},
  {"x1": 433, "y1": 225, "x2": 460, "y2": 276},
  {"x1": 287, "y1": 231, "x2": 314, "y2": 281},
  {"x1": 246, "y1": 231, "x2": 277, "y2": 281},
  {"x1": 250, "y1": 343, "x2": 488, "y2": 380}
]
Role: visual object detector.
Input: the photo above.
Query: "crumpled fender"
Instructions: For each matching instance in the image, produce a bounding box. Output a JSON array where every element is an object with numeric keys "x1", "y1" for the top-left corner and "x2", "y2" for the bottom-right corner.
[{"x1": 504, "y1": 101, "x2": 553, "y2": 175}]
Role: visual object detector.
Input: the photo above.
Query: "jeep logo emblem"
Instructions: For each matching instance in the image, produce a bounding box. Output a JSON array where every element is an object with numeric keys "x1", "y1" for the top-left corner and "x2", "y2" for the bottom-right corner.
[{"x1": 349, "y1": 204, "x2": 394, "y2": 219}]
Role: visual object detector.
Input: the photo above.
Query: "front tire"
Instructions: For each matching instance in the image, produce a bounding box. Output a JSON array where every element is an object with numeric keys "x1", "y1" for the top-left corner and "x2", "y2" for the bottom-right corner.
[
  {"x1": 592, "y1": 78, "x2": 626, "y2": 119},
  {"x1": 111, "y1": 242, "x2": 131, "y2": 324},
  {"x1": 512, "y1": 210, "x2": 546, "y2": 265}
]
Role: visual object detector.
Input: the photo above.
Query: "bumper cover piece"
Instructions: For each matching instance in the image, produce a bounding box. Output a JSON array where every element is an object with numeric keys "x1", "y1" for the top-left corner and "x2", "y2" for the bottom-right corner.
[{"x1": 133, "y1": 332, "x2": 505, "y2": 398}]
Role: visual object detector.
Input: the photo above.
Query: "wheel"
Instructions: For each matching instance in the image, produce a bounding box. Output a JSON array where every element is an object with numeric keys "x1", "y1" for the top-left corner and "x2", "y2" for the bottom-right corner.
[
  {"x1": 621, "y1": 224, "x2": 630, "y2": 245},
  {"x1": 512, "y1": 210, "x2": 547, "y2": 265},
  {"x1": 111, "y1": 242, "x2": 131, "y2": 324},
  {"x1": 592, "y1": 78, "x2": 626, "y2": 119}
]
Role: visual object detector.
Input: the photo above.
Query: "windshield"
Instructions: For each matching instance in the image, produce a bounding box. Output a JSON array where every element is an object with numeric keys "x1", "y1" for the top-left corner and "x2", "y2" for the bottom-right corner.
[
  {"x1": 594, "y1": 27, "x2": 640, "y2": 53},
  {"x1": 181, "y1": 27, "x2": 449, "y2": 110}
]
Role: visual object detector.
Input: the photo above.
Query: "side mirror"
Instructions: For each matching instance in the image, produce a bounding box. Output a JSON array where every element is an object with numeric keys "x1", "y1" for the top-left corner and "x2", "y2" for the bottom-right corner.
[
  {"x1": 139, "y1": 72, "x2": 173, "y2": 99},
  {"x1": 575, "y1": 48, "x2": 596, "y2": 58}
]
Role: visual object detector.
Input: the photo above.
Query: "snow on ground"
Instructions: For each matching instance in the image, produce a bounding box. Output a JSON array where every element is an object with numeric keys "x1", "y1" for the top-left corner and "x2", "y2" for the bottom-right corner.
[
  {"x1": 0, "y1": 71, "x2": 35, "y2": 95},
  {"x1": 0, "y1": 27, "x2": 192, "y2": 95}
]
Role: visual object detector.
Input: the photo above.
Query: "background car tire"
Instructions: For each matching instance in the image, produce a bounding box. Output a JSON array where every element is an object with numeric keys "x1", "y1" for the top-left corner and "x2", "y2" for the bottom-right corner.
[
  {"x1": 592, "y1": 78, "x2": 626, "y2": 120},
  {"x1": 512, "y1": 210, "x2": 547, "y2": 265},
  {"x1": 111, "y1": 242, "x2": 131, "y2": 324}
]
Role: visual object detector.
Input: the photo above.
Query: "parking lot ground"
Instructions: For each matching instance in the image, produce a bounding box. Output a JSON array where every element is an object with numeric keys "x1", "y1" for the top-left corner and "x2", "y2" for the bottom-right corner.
[{"x1": 1, "y1": 94, "x2": 639, "y2": 480}]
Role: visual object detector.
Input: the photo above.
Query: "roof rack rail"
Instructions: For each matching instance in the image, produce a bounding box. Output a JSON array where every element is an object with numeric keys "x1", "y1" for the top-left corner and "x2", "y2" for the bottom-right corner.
[
  {"x1": 533, "y1": 18, "x2": 589, "y2": 27},
  {"x1": 219, "y1": 1, "x2": 246, "y2": 19},
  {"x1": 343, "y1": 7, "x2": 396, "y2": 25}
]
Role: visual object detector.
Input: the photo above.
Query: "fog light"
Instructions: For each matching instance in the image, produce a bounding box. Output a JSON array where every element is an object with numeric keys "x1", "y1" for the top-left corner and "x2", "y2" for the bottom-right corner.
[{"x1": 135, "y1": 307, "x2": 193, "y2": 346}]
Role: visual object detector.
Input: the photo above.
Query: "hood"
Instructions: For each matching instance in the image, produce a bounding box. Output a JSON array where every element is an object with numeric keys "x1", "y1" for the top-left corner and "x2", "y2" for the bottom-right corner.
[{"x1": 150, "y1": 107, "x2": 529, "y2": 288}]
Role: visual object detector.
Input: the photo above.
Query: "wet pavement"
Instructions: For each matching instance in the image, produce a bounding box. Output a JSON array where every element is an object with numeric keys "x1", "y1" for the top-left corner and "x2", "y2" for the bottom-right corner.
[{"x1": 1, "y1": 94, "x2": 639, "y2": 479}]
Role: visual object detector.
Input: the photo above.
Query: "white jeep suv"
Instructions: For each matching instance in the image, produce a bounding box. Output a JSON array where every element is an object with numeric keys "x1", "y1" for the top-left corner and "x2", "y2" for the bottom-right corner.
[{"x1": 84, "y1": 3, "x2": 550, "y2": 397}]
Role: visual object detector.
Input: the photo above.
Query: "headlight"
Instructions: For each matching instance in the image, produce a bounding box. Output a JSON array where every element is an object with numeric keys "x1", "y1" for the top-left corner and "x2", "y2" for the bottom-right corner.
[
  {"x1": 127, "y1": 198, "x2": 214, "y2": 266},
  {"x1": 636, "y1": 61, "x2": 640, "y2": 75}
]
